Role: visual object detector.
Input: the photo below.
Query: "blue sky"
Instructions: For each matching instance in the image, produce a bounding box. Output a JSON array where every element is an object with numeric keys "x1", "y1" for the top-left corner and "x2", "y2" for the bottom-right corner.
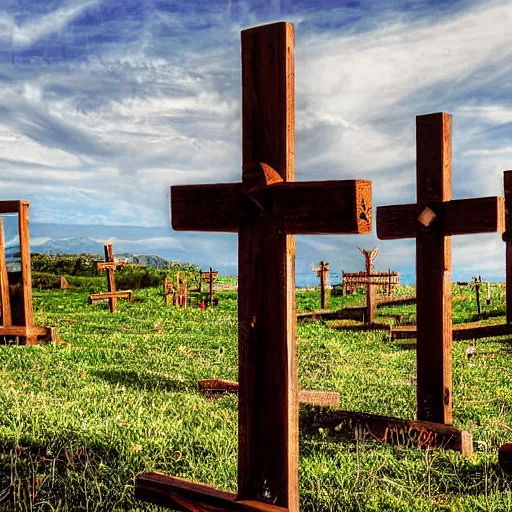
[{"x1": 1, "y1": 0, "x2": 511, "y2": 280}]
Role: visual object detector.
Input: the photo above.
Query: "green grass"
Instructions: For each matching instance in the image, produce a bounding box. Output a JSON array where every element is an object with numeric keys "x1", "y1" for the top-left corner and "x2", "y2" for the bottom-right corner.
[{"x1": 0, "y1": 285, "x2": 511, "y2": 511}]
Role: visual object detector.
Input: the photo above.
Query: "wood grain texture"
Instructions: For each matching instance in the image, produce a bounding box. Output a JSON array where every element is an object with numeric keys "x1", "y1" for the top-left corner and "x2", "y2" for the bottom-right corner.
[
  {"x1": 88, "y1": 290, "x2": 134, "y2": 302},
  {"x1": 0, "y1": 200, "x2": 26, "y2": 214},
  {"x1": 0, "y1": 218, "x2": 12, "y2": 326},
  {"x1": 96, "y1": 261, "x2": 127, "y2": 271},
  {"x1": 504, "y1": 171, "x2": 512, "y2": 324},
  {"x1": 18, "y1": 202, "x2": 35, "y2": 344},
  {"x1": 135, "y1": 473, "x2": 288, "y2": 512},
  {"x1": 415, "y1": 112, "x2": 453, "y2": 424},
  {"x1": 301, "y1": 408, "x2": 472, "y2": 456},
  {"x1": 197, "y1": 379, "x2": 340, "y2": 408},
  {"x1": 238, "y1": 22, "x2": 298, "y2": 511},
  {"x1": 377, "y1": 197, "x2": 504, "y2": 240}
]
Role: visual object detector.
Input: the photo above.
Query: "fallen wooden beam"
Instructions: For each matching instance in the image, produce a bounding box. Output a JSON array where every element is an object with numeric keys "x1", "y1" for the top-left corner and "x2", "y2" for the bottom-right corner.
[
  {"x1": 300, "y1": 407, "x2": 473, "y2": 456},
  {"x1": 88, "y1": 290, "x2": 134, "y2": 303},
  {"x1": 198, "y1": 380, "x2": 340, "y2": 408},
  {"x1": 391, "y1": 322, "x2": 512, "y2": 341},
  {"x1": 377, "y1": 296, "x2": 416, "y2": 307},
  {"x1": 135, "y1": 473, "x2": 288, "y2": 512},
  {"x1": 0, "y1": 326, "x2": 66, "y2": 344},
  {"x1": 499, "y1": 443, "x2": 512, "y2": 474}
]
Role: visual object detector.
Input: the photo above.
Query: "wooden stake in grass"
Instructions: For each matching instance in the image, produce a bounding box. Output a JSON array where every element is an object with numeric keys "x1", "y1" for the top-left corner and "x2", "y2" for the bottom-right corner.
[
  {"x1": 312, "y1": 261, "x2": 330, "y2": 309},
  {"x1": 471, "y1": 275, "x2": 482, "y2": 316},
  {"x1": 136, "y1": 21, "x2": 372, "y2": 512},
  {"x1": 377, "y1": 113, "x2": 505, "y2": 425},
  {"x1": 88, "y1": 244, "x2": 134, "y2": 313}
]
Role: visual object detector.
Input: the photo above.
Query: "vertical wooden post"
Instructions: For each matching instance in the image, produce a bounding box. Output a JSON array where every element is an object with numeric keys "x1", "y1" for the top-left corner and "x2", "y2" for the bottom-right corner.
[
  {"x1": 238, "y1": 22, "x2": 298, "y2": 511},
  {"x1": 504, "y1": 171, "x2": 512, "y2": 324},
  {"x1": 104, "y1": 244, "x2": 117, "y2": 313},
  {"x1": 18, "y1": 202, "x2": 35, "y2": 344},
  {"x1": 415, "y1": 113, "x2": 453, "y2": 425},
  {"x1": 209, "y1": 267, "x2": 214, "y2": 305},
  {"x1": 0, "y1": 218, "x2": 12, "y2": 327},
  {"x1": 388, "y1": 268, "x2": 392, "y2": 296}
]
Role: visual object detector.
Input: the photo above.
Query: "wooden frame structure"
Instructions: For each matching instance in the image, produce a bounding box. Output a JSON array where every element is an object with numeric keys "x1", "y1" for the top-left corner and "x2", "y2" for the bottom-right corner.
[
  {"x1": 88, "y1": 244, "x2": 134, "y2": 313},
  {"x1": 136, "y1": 21, "x2": 372, "y2": 512},
  {"x1": 0, "y1": 201, "x2": 61, "y2": 345},
  {"x1": 377, "y1": 112, "x2": 504, "y2": 425},
  {"x1": 164, "y1": 272, "x2": 188, "y2": 306},
  {"x1": 200, "y1": 267, "x2": 218, "y2": 306}
]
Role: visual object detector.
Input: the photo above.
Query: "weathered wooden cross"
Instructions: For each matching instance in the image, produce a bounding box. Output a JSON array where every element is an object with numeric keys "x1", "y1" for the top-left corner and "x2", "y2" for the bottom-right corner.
[
  {"x1": 88, "y1": 243, "x2": 133, "y2": 313},
  {"x1": 135, "y1": 22, "x2": 371, "y2": 512},
  {"x1": 377, "y1": 112, "x2": 504, "y2": 424},
  {"x1": 470, "y1": 275, "x2": 483, "y2": 316},
  {"x1": 312, "y1": 260, "x2": 330, "y2": 309},
  {"x1": 0, "y1": 201, "x2": 61, "y2": 345},
  {"x1": 200, "y1": 267, "x2": 218, "y2": 306}
]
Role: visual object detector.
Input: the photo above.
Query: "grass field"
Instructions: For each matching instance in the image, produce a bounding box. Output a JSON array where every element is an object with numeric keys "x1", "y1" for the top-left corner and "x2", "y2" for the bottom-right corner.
[{"x1": 0, "y1": 284, "x2": 511, "y2": 511}]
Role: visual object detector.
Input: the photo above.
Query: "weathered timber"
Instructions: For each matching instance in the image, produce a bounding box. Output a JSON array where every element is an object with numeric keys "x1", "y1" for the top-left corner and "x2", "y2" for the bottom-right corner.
[
  {"x1": 312, "y1": 261, "x2": 330, "y2": 309},
  {"x1": 499, "y1": 443, "x2": 512, "y2": 474},
  {"x1": 378, "y1": 113, "x2": 504, "y2": 424},
  {"x1": 97, "y1": 261, "x2": 127, "y2": 271},
  {"x1": 59, "y1": 275, "x2": 71, "y2": 289},
  {"x1": 301, "y1": 407, "x2": 473, "y2": 456},
  {"x1": 197, "y1": 379, "x2": 340, "y2": 408},
  {"x1": 504, "y1": 171, "x2": 512, "y2": 324},
  {"x1": 88, "y1": 290, "x2": 134, "y2": 303},
  {"x1": 136, "y1": 473, "x2": 287, "y2": 512},
  {"x1": 0, "y1": 218, "x2": 12, "y2": 326},
  {"x1": 391, "y1": 322, "x2": 512, "y2": 341},
  {"x1": 172, "y1": 180, "x2": 371, "y2": 235},
  {"x1": 378, "y1": 196, "x2": 505, "y2": 240},
  {"x1": 139, "y1": 22, "x2": 372, "y2": 512}
]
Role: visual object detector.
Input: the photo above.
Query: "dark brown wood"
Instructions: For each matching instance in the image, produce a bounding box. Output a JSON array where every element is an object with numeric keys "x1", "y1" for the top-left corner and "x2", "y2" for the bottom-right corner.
[
  {"x1": 504, "y1": 171, "x2": 512, "y2": 324},
  {"x1": 0, "y1": 218, "x2": 12, "y2": 326},
  {"x1": 209, "y1": 267, "x2": 214, "y2": 305},
  {"x1": 377, "y1": 197, "x2": 504, "y2": 240},
  {"x1": 301, "y1": 407, "x2": 473, "y2": 456},
  {"x1": 313, "y1": 261, "x2": 329, "y2": 309},
  {"x1": 415, "y1": 113, "x2": 453, "y2": 425},
  {"x1": 197, "y1": 379, "x2": 340, "y2": 408},
  {"x1": 391, "y1": 322, "x2": 512, "y2": 341},
  {"x1": 139, "y1": 22, "x2": 373, "y2": 512},
  {"x1": 499, "y1": 443, "x2": 512, "y2": 474},
  {"x1": 471, "y1": 276, "x2": 482, "y2": 315},
  {"x1": 135, "y1": 473, "x2": 287, "y2": 512},
  {"x1": 0, "y1": 200, "x2": 25, "y2": 215}
]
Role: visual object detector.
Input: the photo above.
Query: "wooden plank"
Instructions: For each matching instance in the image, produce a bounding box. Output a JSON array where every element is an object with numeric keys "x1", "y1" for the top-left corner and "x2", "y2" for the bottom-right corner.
[
  {"x1": 197, "y1": 380, "x2": 340, "y2": 408},
  {"x1": 96, "y1": 261, "x2": 126, "y2": 271},
  {"x1": 377, "y1": 197, "x2": 504, "y2": 240},
  {"x1": 499, "y1": 443, "x2": 512, "y2": 474},
  {"x1": 171, "y1": 183, "x2": 242, "y2": 232},
  {"x1": 135, "y1": 473, "x2": 288, "y2": 512},
  {"x1": 391, "y1": 322, "x2": 512, "y2": 341},
  {"x1": 273, "y1": 180, "x2": 372, "y2": 234},
  {"x1": 0, "y1": 218, "x2": 12, "y2": 326},
  {"x1": 504, "y1": 171, "x2": 512, "y2": 324},
  {"x1": 104, "y1": 244, "x2": 117, "y2": 313},
  {"x1": 0, "y1": 200, "x2": 25, "y2": 215},
  {"x1": 238, "y1": 22, "x2": 298, "y2": 511},
  {"x1": 301, "y1": 407, "x2": 473, "y2": 456},
  {"x1": 89, "y1": 290, "x2": 134, "y2": 302},
  {"x1": 18, "y1": 202, "x2": 35, "y2": 344},
  {"x1": 415, "y1": 112, "x2": 453, "y2": 425}
]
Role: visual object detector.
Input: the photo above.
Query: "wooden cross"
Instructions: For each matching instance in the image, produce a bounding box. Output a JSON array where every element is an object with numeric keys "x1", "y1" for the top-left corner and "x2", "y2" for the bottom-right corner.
[
  {"x1": 470, "y1": 275, "x2": 482, "y2": 316},
  {"x1": 377, "y1": 112, "x2": 504, "y2": 424},
  {"x1": 312, "y1": 261, "x2": 330, "y2": 309},
  {"x1": 136, "y1": 22, "x2": 371, "y2": 512},
  {"x1": 503, "y1": 170, "x2": 512, "y2": 323},
  {"x1": 88, "y1": 244, "x2": 133, "y2": 313},
  {"x1": 200, "y1": 267, "x2": 218, "y2": 306}
]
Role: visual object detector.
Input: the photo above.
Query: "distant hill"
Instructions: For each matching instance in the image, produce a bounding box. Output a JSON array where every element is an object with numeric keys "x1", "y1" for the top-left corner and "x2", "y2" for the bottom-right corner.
[{"x1": 116, "y1": 253, "x2": 170, "y2": 269}]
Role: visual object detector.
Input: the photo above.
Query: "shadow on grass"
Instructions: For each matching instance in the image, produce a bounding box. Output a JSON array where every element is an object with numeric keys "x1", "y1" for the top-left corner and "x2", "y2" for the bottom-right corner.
[{"x1": 90, "y1": 368, "x2": 195, "y2": 392}]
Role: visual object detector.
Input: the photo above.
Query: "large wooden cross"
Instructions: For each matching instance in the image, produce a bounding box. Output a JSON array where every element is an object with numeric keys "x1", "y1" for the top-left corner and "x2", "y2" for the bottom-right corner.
[
  {"x1": 88, "y1": 243, "x2": 133, "y2": 313},
  {"x1": 377, "y1": 112, "x2": 504, "y2": 424},
  {"x1": 136, "y1": 22, "x2": 371, "y2": 512}
]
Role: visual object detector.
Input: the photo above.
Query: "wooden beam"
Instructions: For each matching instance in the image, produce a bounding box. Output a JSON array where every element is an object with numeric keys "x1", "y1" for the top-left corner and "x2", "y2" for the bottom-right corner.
[
  {"x1": 135, "y1": 473, "x2": 288, "y2": 512},
  {"x1": 171, "y1": 183, "x2": 242, "y2": 232},
  {"x1": 301, "y1": 407, "x2": 473, "y2": 456},
  {"x1": 0, "y1": 218, "x2": 12, "y2": 327},
  {"x1": 0, "y1": 200, "x2": 27, "y2": 215},
  {"x1": 377, "y1": 197, "x2": 504, "y2": 240},
  {"x1": 238, "y1": 22, "x2": 298, "y2": 510},
  {"x1": 499, "y1": 443, "x2": 512, "y2": 474},
  {"x1": 415, "y1": 113, "x2": 453, "y2": 425},
  {"x1": 88, "y1": 290, "x2": 134, "y2": 303},
  {"x1": 391, "y1": 322, "x2": 512, "y2": 341},
  {"x1": 18, "y1": 202, "x2": 35, "y2": 344},
  {"x1": 504, "y1": 170, "x2": 512, "y2": 324},
  {"x1": 96, "y1": 261, "x2": 126, "y2": 271},
  {"x1": 197, "y1": 380, "x2": 340, "y2": 408}
]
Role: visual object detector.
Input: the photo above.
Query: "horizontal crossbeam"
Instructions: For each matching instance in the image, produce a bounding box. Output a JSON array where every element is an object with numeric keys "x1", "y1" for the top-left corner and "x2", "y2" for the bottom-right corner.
[
  {"x1": 88, "y1": 290, "x2": 134, "y2": 303},
  {"x1": 135, "y1": 473, "x2": 288, "y2": 512},
  {"x1": 0, "y1": 200, "x2": 29, "y2": 215},
  {"x1": 97, "y1": 261, "x2": 126, "y2": 271},
  {"x1": 171, "y1": 180, "x2": 371, "y2": 235},
  {"x1": 197, "y1": 379, "x2": 340, "y2": 408},
  {"x1": 377, "y1": 196, "x2": 504, "y2": 240}
]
